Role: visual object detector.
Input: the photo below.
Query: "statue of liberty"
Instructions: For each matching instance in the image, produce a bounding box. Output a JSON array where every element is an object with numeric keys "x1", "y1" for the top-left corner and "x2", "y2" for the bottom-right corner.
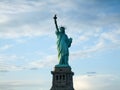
[{"x1": 53, "y1": 15, "x2": 72, "y2": 66}]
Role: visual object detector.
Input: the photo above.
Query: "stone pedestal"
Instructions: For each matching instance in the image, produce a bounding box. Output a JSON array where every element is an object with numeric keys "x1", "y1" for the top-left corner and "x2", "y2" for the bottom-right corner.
[{"x1": 50, "y1": 66, "x2": 74, "y2": 90}]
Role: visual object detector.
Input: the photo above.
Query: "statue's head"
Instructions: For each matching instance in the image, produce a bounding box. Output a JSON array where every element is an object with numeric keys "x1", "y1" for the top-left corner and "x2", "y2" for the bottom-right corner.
[{"x1": 60, "y1": 26, "x2": 65, "y2": 33}]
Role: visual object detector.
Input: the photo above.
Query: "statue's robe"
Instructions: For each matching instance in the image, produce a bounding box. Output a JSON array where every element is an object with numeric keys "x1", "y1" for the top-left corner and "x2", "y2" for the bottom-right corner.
[{"x1": 56, "y1": 31, "x2": 72, "y2": 65}]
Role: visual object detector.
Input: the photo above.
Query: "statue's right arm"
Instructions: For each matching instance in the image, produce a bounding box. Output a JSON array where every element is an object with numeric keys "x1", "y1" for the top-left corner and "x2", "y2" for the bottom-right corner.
[{"x1": 53, "y1": 15, "x2": 59, "y2": 32}]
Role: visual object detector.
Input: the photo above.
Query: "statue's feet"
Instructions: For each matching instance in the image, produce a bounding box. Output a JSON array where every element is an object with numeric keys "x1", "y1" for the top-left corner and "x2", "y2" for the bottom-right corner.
[{"x1": 55, "y1": 64, "x2": 70, "y2": 68}]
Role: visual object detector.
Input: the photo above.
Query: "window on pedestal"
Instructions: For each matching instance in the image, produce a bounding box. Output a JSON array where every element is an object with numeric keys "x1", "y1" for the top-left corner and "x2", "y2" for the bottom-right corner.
[
  {"x1": 63, "y1": 75, "x2": 65, "y2": 80},
  {"x1": 56, "y1": 74, "x2": 66, "y2": 81},
  {"x1": 60, "y1": 75, "x2": 62, "y2": 80},
  {"x1": 56, "y1": 75, "x2": 58, "y2": 80}
]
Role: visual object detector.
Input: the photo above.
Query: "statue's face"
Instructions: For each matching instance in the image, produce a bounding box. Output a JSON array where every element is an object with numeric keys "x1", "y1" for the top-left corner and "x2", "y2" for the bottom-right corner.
[{"x1": 60, "y1": 27, "x2": 65, "y2": 33}]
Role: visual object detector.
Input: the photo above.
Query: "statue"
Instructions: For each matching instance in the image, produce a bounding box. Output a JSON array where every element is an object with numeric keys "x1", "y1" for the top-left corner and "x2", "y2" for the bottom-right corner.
[{"x1": 53, "y1": 15, "x2": 72, "y2": 66}]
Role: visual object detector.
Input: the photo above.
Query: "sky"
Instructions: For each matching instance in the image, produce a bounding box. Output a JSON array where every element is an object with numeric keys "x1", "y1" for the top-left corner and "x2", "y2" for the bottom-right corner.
[{"x1": 0, "y1": 0, "x2": 120, "y2": 90}]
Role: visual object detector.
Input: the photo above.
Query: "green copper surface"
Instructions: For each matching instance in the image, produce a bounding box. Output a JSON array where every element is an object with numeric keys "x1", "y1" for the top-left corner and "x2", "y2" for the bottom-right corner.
[{"x1": 53, "y1": 15, "x2": 72, "y2": 66}]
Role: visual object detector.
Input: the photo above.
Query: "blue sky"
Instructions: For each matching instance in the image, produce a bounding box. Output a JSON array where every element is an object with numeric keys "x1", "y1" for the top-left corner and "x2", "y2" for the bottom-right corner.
[{"x1": 0, "y1": 0, "x2": 120, "y2": 90}]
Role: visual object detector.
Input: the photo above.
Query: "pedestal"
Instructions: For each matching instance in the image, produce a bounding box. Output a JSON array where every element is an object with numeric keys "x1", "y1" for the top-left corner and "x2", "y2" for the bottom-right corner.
[{"x1": 50, "y1": 66, "x2": 74, "y2": 90}]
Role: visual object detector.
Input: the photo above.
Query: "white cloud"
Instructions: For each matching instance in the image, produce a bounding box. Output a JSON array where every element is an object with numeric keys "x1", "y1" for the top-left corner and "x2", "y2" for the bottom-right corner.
[
  {"x1": 71, "y1": 29, "x2": 120, "y2": 59},
  {"x1": 0, "y1": 0, "x2": 43, "y2": 14},
  {"x1": 0, "y1": 53, "x2": 57, "y2": 72},
  {"x1": 0, "y1": 15, "x2": 10, "y2": 24},
  {"x1": 0, "y1": 54, "x2": 26, "y2": 72},
  {"x1": 74, "y1": 74, "x2": 120, "y2": 90},
  {"x1": 0, "y1": 54, "x2": 24, "y2": 62},
  {"x1": 0, "y1": 44, "x2": 13, "y2": 51},
  {"x1": 70, "y1": 25, "x2": 120, "y2": 59},
  {"x1": 0, "y1": 22, "x2": 51, "y2": 39},
  {"x1": 0, "y1": 0, "x2": 119, "y2": 41},
  {"x1": 99, "y1": 29, "x2": 120, "y2": 44},
  {"x1": 71, "y1": 39, "x2": 105, "y2": 59},
  {"x1": 0, "y1": 79, "x2": 48, "y2": 90},
  {"x1": 0, "y1": 80, "x2": 45, "y2": 86},
  {"x1": 27, "y1": 54, "x2": 57, "y2": 69},
  {"x1": 0, "y1": 62, "x2": 23, "y2": 72},
  {"x1": 0, "y1": 0, "x2": 52, "y2": 39},
  {"x1": 79, "y1": 35, "x2": 88, "y2": 41}
]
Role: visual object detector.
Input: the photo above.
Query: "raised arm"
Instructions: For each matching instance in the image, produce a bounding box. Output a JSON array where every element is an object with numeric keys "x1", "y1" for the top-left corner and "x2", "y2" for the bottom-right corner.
[{"x1": 53, "y1": 14, "x2": 59, "y2": 32}]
